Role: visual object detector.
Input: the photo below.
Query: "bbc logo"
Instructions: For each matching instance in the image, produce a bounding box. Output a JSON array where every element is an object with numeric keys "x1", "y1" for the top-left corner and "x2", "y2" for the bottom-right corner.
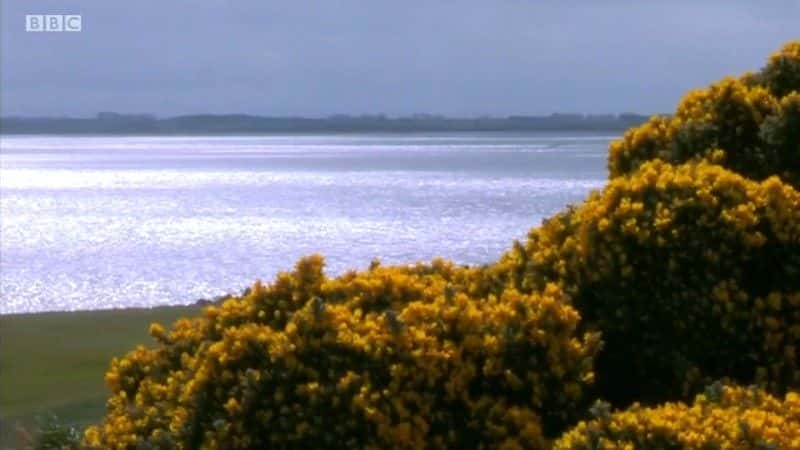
[{"x1": 26, "y1": 15, "x2": 82, "y2": 32}]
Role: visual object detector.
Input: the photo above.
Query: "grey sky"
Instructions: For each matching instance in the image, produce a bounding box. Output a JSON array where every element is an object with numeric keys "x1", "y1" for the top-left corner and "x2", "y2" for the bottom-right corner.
[{"x1": 1, "y1": 0, "x2": 798, "y2": 117}]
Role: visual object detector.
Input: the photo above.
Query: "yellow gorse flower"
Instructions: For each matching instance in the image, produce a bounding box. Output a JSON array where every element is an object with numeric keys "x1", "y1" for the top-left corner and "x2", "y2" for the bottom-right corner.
[
  {"x1": 554, "y1": 385, "x2": 800, "y2": 449},
  {"x1": 84, "y1": 259, "x2": 599, "y2": 449},
  {"x1": 493, "y1": 159, "x2": 800, "y2": 405},
  {"x1": 608, "y1": 41, "x2": 799, "y2": 188},
  {"x1": 83, "y1": 40, "x2": 800, "y2": 450}
]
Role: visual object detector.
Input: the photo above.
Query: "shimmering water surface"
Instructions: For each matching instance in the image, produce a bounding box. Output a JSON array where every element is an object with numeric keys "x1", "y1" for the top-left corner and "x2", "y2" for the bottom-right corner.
[{"x1": 0, "y1": 133, "x2": 614, "y2": 313}]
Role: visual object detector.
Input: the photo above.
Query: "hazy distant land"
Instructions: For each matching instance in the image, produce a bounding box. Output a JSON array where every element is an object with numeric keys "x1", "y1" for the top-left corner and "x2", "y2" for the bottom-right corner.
[{"x1": 0, "y1": 112, "x2": 650, "y2": 134}]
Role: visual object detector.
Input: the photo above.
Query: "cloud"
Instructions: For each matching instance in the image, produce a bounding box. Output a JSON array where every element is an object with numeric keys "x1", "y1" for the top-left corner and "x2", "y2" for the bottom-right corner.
[{"x1": 2, "y1": 0, "x2": 797, "y2": 116}]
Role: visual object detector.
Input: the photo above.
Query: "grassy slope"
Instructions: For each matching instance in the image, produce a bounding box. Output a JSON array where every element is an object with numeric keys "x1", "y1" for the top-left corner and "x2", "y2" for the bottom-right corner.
[{"x1": 0, "y1": 306, "x2": 201, "y2": 439}]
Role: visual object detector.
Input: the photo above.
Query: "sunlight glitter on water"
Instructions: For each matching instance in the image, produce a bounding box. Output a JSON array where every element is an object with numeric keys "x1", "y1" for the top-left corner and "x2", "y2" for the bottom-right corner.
[{"x1": 0, "y1": 133, "x2": 613, "y2": 313}]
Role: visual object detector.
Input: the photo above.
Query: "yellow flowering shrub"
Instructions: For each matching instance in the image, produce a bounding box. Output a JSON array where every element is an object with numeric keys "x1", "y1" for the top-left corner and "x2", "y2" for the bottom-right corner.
[
  {"x1": 760, "y1": 92, "x2": 800, "y2": 187},
  {"x1": 494, "y1": 160, "x2": 800, "y2": 405},
  {"x1": 608, "y1": 40, "x2": 799, "y2": 187},
  {"x1": 760, "y1": 40, "x2": 800, "y2": 98},
  {"x1": 553, "y1": 384, "x2": 800, "y2": 449},
  {"x1": 83, "y1": 40, "x2": 800, "y2": 449},
  {"x1": 84, "y1": 257, "x2": 600, "y2": 449}
]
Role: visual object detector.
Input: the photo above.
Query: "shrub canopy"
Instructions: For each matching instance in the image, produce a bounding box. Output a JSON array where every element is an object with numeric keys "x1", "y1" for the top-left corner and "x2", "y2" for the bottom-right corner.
[
  {"x1": 608, "y1": 41, "x2": 800, "y2": 188},
  {"x1": 494, "y1": 160, "x2": 800, "y2": 404},
  {"x1": 84, "y1": 40, "x2": 800, "y2": 450},
  {"x1": 84, "y1": 258, "x2": 600, "y2": 449},
  {"x1": 554, "y1": 384, "x2": 800, "y2": 450}
]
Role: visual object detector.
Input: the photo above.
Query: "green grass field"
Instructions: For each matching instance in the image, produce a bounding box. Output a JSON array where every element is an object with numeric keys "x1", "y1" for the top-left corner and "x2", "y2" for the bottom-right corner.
[{"x1": 0, "y1": 305, "x2": 201, "y2": 446}]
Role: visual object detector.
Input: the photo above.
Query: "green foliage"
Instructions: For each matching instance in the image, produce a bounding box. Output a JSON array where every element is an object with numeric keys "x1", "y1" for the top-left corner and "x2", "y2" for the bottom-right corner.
[
  {"x1": 33, "y1": 415, "x2": 81, "y2": 450},
  {"x1": 759, "y1": 41, "x2": 800, "y2": 98},
  {"x1": 760, "y1": 92, "x2": 800, "y2": 187}
]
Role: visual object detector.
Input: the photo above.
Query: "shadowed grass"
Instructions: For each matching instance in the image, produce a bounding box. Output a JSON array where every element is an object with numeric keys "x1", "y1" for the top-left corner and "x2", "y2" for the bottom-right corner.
[{"x1": 0, "y1": 305, "x2": 201, "y2": 446}]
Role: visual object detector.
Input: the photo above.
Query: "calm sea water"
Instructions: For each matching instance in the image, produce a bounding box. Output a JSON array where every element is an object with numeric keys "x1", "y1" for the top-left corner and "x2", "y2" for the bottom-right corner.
[{"x1": 0, "y1": 133, "x2": 614, "y2": 314}]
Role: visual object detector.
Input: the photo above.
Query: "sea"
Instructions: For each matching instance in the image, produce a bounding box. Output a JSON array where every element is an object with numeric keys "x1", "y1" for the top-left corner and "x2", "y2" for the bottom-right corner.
[{"x1": 0, "y1": 132, "x2": 615, "y2": 313}]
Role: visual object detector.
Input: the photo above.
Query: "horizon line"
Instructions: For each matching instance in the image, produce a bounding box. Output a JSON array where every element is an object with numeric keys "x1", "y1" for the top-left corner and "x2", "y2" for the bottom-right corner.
[{"x1": 0, "y1": 111, "x2": 662, "y2": 120}]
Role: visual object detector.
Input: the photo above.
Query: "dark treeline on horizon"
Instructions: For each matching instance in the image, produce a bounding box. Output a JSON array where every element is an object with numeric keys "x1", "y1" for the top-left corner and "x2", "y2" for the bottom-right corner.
[{"x1": 0, "y1": 112, "x2": 652, "y2": 135}]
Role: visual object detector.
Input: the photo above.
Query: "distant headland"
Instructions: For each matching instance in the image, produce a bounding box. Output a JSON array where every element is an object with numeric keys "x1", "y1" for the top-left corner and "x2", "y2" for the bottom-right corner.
[{"x1": 0, "y1": 112, "x2": 652, "y2": 135}]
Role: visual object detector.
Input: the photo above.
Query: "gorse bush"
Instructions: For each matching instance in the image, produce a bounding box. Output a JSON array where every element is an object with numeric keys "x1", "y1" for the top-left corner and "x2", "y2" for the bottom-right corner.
[
  {"x1": 759, "y1": 40, "x2": 800, "y2": 98},
  {"x1": 760, "y1": 92, "x2": 800, "y2": 186},
  {"x1": 493, "y1": 40, "x2": 800, "y2": 407},
  {"x1": 493, "y1": 160, "x2": 800, "y2": 405},
  {"x1": 85, "y1": 40, "x2": 800, "y2": 449},
  {"x1": 608, "y1": 41, "x2": 800, "y2": 187},
  {"x1": 84, "y1": 258, "x2": 600, "y2": 449},
  {"x1": 553, "y1": 384, "x2": 800, "y2": 449}
]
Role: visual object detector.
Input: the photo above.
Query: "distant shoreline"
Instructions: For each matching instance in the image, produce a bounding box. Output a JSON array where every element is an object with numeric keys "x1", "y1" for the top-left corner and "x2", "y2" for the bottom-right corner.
[{"x1": 0, "y1": 112, "x2": 651, "y2": 135}]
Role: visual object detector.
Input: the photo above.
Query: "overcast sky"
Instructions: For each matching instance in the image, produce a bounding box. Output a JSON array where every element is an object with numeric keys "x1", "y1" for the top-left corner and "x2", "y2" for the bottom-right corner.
[{"x1": 1, "y1": 0, "x2": 797, "y2": 117}]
